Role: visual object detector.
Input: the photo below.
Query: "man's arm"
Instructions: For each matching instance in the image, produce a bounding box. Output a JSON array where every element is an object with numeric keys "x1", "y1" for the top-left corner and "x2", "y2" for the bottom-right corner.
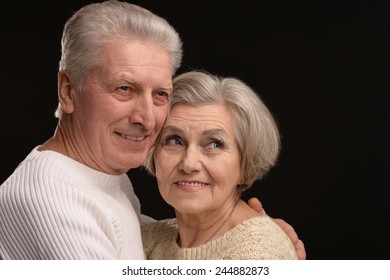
[{"x1": 248, "y1": 198, "x2": 306, "y2": 260}]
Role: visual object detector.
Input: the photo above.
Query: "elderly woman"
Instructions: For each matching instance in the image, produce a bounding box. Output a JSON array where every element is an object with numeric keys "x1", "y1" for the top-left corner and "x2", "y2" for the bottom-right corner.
[{"x1": 141, "y1": 71, "x2": 298, "y2": 260}]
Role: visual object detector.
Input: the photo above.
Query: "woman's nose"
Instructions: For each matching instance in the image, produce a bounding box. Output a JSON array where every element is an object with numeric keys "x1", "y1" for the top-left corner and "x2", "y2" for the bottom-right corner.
[{"x1": 179, "y1": 145, "x2": 202, "y2": 174}]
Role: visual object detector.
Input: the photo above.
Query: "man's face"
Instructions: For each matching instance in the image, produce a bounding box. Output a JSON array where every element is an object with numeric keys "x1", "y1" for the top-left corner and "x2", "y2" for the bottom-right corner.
[{"x1": 69, "y1": 40, "x2": 173, "y2": 174}]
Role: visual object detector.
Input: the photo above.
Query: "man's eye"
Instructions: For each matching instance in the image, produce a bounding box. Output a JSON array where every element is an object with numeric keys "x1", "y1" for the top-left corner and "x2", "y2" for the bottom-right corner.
[
  {"x1": 119, "y1": 86, "x2": 130, "y2": 91},
  {"x1": 157, "y1": 91, "x2": 168, "y2": 97},
  {"x1": 153, "y1": 90, "x2": 170, "y2": 105},
  {"x1": 109, "y1": 85, "x2": 134, "y2": 100}
]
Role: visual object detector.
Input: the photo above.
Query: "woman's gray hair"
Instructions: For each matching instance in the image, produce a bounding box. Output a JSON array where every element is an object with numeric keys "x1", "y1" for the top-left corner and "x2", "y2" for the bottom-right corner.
[
  {"x1": 55, "y1": 0, "x2": 183, "y2": 119},
  {"x1": 144, "y1": 70, "x2": 281, "y2": 189}
]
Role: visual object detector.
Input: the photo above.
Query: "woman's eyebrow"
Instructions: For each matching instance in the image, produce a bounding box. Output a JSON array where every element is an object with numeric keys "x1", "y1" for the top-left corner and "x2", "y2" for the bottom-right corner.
[
  {"x1": 161, "y1": 125, "x2": 183, "y2": 135},
  {"x1": 202, "y1": 128, "x2": 228, "y2": 137}
]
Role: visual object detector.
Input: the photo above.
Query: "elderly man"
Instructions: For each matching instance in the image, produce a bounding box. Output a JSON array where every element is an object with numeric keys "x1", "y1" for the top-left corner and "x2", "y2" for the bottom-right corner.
[{"x1": 0, "y1": 0, "x2": 305, "y2": 260}]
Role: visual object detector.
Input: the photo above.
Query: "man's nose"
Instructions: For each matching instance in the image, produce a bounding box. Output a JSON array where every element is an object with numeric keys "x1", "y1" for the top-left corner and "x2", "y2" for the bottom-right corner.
[{"x1": 129, "y1": 93, "x2": 156, "y2": 129}]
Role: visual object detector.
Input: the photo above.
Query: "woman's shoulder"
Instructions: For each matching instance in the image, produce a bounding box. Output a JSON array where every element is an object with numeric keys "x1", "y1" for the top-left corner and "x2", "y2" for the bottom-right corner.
[
  {"x1": 141, "y1": 218, "x2": 178, "y2": 257},
  {"x1": 223, "y1": 216, "x2": 298, "y2": 260},
  {"x1": 142, "y1": 218, "x2": 178, "y2": 233}
]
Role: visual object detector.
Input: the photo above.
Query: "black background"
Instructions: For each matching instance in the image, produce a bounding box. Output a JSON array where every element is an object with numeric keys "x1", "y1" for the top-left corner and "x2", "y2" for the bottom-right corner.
[{"x1": 1, "y1": 0, "x2": 389, "y2": 260}]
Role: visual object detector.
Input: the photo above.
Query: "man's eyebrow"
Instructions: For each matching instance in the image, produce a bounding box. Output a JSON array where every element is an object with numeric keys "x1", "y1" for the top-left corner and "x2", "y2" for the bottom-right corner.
[
  {"x1": 113, "y1": 74, "x2": 169, "y2": 85},
  {"x1": 121, "y1": 78, "x2": 172, "y2": 92},
  {"x1": 120, "y1": 77, "x2": 140, "y2": 85},
  {"x1": 158, "y1": 85, "x2": 173, "y2": 90}
]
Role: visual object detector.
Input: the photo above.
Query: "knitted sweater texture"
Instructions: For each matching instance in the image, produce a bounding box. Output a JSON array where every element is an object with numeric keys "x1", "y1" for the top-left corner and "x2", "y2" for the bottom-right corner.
[
  {"x1": 142, "y1": 216, "x2": 298, "y2": 260},
  {"x1": 0, "y1": 146, "x2": 146, "y2": 259}
]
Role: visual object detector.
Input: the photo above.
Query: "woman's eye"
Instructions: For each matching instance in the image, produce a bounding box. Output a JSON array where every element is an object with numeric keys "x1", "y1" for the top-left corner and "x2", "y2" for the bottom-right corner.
[
  {"x1": 166, "y1": 136, "x2": 181, "y2": 146},
  {"x1": 208, "y1": 139, "x2": 224, "y2": 149}
]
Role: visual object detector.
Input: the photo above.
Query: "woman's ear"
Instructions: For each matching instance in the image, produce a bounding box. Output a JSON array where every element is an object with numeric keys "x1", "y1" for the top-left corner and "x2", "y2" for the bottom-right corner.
[
  {"x1": 237, "y1": 177, "x2": 249, "y2": 192},
  {"x1": 58, "y1": 70, "x2": 75, "y2": 114}
]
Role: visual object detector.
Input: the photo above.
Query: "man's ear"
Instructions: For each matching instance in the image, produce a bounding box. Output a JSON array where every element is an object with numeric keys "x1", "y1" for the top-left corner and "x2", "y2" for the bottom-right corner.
[{"x1": 58, "y1": 70, "x2": 75, "y2": 114}]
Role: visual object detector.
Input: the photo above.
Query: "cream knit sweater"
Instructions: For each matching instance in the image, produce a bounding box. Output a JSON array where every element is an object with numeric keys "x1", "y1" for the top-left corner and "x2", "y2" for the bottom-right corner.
[
  {"x1": 0, "y1": 146, "x2": 148, "y2": 259},
  {"x1": 142, "y1": 216, "x2": 298, "y2": 260}
]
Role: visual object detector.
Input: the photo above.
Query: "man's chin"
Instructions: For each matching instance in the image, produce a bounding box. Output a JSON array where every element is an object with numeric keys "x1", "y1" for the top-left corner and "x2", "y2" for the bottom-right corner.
[{"x1": 123, "y1": 152, "x2": 149, "y2": 169}]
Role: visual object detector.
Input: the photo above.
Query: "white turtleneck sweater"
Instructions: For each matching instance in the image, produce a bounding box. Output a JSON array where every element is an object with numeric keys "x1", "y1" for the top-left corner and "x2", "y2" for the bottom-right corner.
[{"x1": 0, "y1": 146, "x2": 149, "y2": 260}]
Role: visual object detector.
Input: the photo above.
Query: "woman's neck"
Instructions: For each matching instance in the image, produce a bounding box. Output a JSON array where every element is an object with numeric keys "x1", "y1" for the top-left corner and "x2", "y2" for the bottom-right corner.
[{"x1": 175, "y1": 199, "x2": 258, "y2": 248}]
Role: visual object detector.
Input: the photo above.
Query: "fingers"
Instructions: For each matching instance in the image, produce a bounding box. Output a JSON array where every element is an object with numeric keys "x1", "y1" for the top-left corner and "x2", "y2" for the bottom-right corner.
[
  {"x1": 247, "y1": 197, "x2": 266, "y2": 216},
  {"x1": 295, "y1": 239, "x2": 307, "y2": 260},
  {"x1": 273, "y1": 218, "x2": 306, "y2": 260},
  {"x1": 273, "y1": 218, "x2": 298, "y2": 243}
]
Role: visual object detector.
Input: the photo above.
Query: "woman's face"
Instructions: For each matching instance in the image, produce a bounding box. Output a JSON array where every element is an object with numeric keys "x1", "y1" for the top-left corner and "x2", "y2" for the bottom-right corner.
[{"x1": 154, "y1": 103, "x2": 242, "y2": 215}]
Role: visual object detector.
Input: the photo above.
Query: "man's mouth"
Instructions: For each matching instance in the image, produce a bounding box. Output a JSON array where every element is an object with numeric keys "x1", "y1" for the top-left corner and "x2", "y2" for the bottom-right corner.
[{"x1": 119, "y1": 133, "x2": 147, "y2": 141}]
